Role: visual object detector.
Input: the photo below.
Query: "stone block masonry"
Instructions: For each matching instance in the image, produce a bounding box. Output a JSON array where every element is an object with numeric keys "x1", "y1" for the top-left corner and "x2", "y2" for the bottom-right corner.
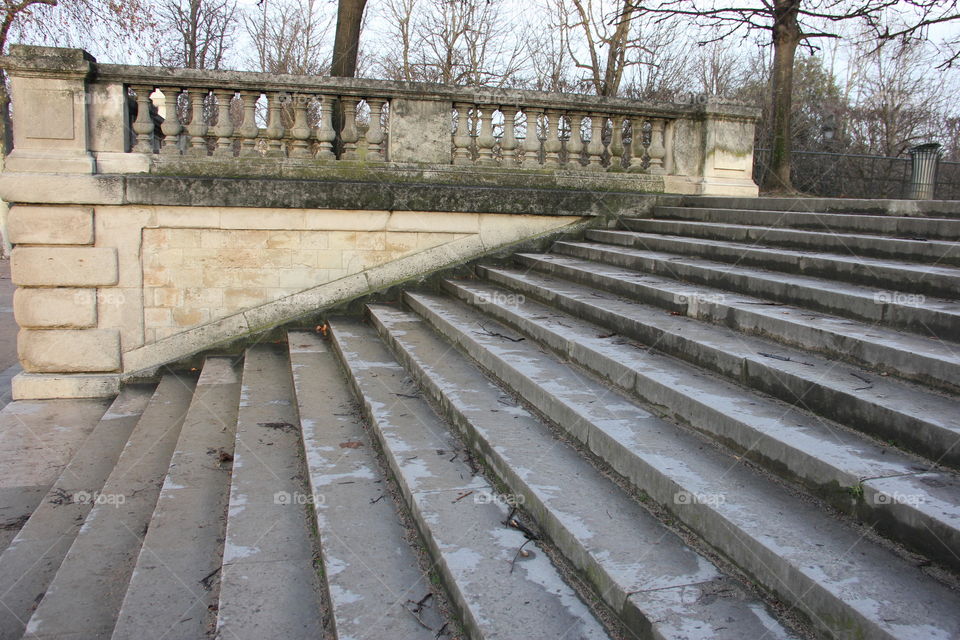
[{"x1": 4, "y1": 202, "x2": 582, "y2": 398}]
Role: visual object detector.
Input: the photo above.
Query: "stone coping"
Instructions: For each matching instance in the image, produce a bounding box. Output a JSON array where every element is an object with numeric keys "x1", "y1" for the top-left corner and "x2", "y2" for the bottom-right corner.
[{"x1": 0, "y1": 169, "x2": 670, "y2": 216}]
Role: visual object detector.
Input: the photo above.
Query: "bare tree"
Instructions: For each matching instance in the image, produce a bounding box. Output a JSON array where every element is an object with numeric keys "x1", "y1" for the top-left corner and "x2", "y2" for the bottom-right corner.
[
  {"x1": 692, "y1": 40, "x2": 747, "y2": 97},
  {"x1": 156, "y1": 0, "x2": 237, "y2": 70},
  {"x1": 0, "y1": 0, "x2": 151, "y2": 153},
  {"x1": 331, "y1": 0, "x2": 366, "y2": 77},
  {"x1": 375, "y1": 0, "x2": 418, "y2": 81},
  {"x1": 522, "y1": 0, "x2": 578, "y2": 93},
  {"x1": 844, "y1": 41, "x2": 954, "y2": 157},
  {"x1": 628, "y1": 0, "x2": 960, "y2": 192},
  {"x1": 550, "y1": 0, "x2": 690, "y2": 98},
  {"x1": 244, "y1": 0, "x2": 333, "y2": 75},
  {"x1": 619, "y1": 15, "x2": 693, "y2": 100},
  {"x1": 374, "y1": 0, "x2": 525, "y2": 87}
]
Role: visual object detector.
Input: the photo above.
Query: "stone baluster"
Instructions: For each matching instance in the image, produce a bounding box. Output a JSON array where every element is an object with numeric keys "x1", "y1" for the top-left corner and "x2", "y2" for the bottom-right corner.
[
  {"x1": 187, "y1": 89, "x2": 209, "y2": 156},
  {"x1": 315, "y1": 94, "x2": 337, "y2": 160},
  {"x1": 566, "y1": 111, "x2": 585, "y2": 167},
  {"x1": 213, "y1": 89, "x2": 235, "y2": 156},
  {"x1": 131, "y1": 85, "x2": 155, "y2": 154},
  {"x1": 340, "y1": 97, "x2": 360, "y2": 160},
  {"x1": 452, "y1": 102, "x2": 472, "y2": 165},
  {"x1": 476, "y1": 106, "x2": 496, "y2": 166},
  {"x1": 159, "y1": 88, "x2": 182, "y2": 155},
  {"x1": 238, "y1": 91, "x2": 260, "y2": 157},
  {"x1": 290, "y1": 93, "x2": 312, "y2": 158},
  {"x1": 647, "y1": 117, "x2": 666, "y2": 174},
  {"x1": 586, "y1": 113, "x2": 605, "y2": 170},
  {"x1": 366, "y1": 98, "x2": 386, "y2": 162},
  {"x1": 629, "y1": 117, "x2": 648, "y2": 172},
  {"x1": 543, "y1": 109, "x2": 563, "y2": 167},
  {"x1": 608, "y1": 115, "x2": 625, "y2": 170},
  {"x1": 500, "y1": 107, "x2": 518, "y2": 166},
  {"x1": 264, "y1": 92, "x2": 286, "y2": 157},
  {"x1": 523, "y1": 107, "x2": 542, "y2": 167}
]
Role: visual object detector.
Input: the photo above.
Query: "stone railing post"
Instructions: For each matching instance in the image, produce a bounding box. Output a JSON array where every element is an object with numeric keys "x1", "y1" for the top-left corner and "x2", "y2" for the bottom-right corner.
[
  {"x1": 2, "y1": 45, "x2": 96, "y2": 173},
  {"x1": 664, "y1": 104, "x2": 758, "y2": 196},
  {"x1": 389, "y1": 96, "x2": 452, "y2": 164}
]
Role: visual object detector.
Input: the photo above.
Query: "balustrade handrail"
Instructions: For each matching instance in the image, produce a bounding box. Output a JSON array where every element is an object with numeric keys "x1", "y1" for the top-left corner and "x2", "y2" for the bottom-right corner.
[{"x1": 93, "y1": 64, "x2": 754, "y2": 120}]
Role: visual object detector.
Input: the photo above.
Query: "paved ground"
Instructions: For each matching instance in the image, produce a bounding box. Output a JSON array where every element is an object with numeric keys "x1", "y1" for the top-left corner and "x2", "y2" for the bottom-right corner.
[
  {"x1": 0, "y1": 259, "x2": 18, "y2": 405},
  {"x1": 0, "y1": 262, "x2": 113, "y2": 550}
]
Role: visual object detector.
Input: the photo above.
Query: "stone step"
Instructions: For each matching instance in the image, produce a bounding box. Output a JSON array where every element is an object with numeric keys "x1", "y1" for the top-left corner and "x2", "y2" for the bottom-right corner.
[
  {"x1": 516, "y1": 252, "x2": 960, "y2": 393},
  {"x1": 622, "y1": 218, "x2": 960, "y2": 266},
  {"x1": 648, "y1": 206, "x2": 960, "y2": 240},
  {"x1": 366, "y1": 303, "x2": 799, "y2": 639},
  {"x1": 0, "y1": 387, "x2": 153, "y2": 640},
  {"x1": 287, "y1": 331, "x2": 445, "y2": 640},
  {"x1": 586, "y1": 229, "x2": 960, "y2": 298},
  {"x1": 112, "y1": 357, "x2": 242, "y2": 640},
  {"x1": 402, "y1": 289, "x2": 960, "y2": 640},
  {"x1": 22, "y1": 375, "x2": 195, "y2": 640},
  {"x1": 477, "y1": 266, "x2": 960, "y2": 469},
  {"x1": 678, "y1": 196, "x2": 960, "y2": 219},
  {"x1": 328, "y1": 319, "x2": 611, "y2": 640},
  {"x1": 0, "y1": 398, "x2": 112, "y2": 555},
  {"x1": 553, "y1": 240, "x2": 960, "y2": 342},
  {"x1": 215, "y1": 345, "x2": 327, "y2": 640},
  {"x1": 440, "y1": 279, "x2": 960, "y2": 572}
]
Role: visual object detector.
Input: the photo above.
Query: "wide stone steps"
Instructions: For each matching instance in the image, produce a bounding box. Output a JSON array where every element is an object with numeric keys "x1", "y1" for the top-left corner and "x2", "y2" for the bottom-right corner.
[
  {"x1": 648, "y1": 206, "x2": 960, "y2": 240},
  {"x1": 329, "y1": 319, "x2": 613, "y2": 639},
  {"x1": 3, "y1": 198, "x2": 959, "y2": 640},
  {"x1": 622, "y1": 218, "x2": 960, "y2": 265},
  {"x1": 678, "y1": 196, "x2": 960, "y2": 219},
  {"x1": 395, "y1": 289, "x2": 960, "y2": 640},
  {"x1": 287, "y1": 332, "x2": 445, "y2": 639},
  {"x1": 21, "y1": 375, "x2": 195, "y2": 640},
  {"x1": 438, "y1": 278, "x2": 960, "y2": 571},
  {"x1": 515, "y1": 251, "x2": 960, "y2": 393},
  {"x1": 112, "y1": 358, "x2": 241, "y2": 640},
  {"x1": 587, "y1": 229, "x2": 960, "y2": 298},
  {"x1": 477, "y1": 265, "x2": 960, "y2": 470},
  {"x1": 553, "y1": 240, "x2": 960, "y2": 343},
  {"x1": 365, "y1": 304, "x2": 796, "y2": 639},
  {"x1": 0, "y1": 387, "x2": 153, "y2": 640}
]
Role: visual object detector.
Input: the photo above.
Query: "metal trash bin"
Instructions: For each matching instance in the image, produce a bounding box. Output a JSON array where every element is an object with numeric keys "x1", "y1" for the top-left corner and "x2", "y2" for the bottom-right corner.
[{"x1": 908, "y1": 143, "x2": 941, "y2": 200}]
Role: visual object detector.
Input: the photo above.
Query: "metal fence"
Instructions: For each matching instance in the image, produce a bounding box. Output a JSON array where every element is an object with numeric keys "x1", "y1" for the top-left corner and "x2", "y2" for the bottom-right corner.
[{"x1": 753, "y1": 149, "x2": 960, "y2": 200}]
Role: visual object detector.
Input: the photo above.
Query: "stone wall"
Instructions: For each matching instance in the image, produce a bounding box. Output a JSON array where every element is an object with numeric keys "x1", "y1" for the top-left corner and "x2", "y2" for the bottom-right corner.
[{"x1": 9, "y1": 202, "x2": 582, "y2": 399}]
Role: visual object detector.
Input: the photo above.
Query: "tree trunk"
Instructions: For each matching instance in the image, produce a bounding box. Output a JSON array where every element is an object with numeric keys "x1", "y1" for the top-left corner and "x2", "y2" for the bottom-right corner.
[
  {"x1": 0, "y1": 74, "x2": 9, "y2": 158},
  {"x1": 762, "y1": 0, "x2": 801, "y2": 192},
  {"x1": 331, "y1": 0, "x2": 367, "y2": 78}
]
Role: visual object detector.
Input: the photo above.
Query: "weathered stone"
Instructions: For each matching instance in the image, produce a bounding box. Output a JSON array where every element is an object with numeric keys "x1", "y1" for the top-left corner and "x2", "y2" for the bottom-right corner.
[
  {"x1": 19, "y1": 328, "x2": 121, "y2": 372},
  {"x1": 388, "y1": 98, "x2": 452, "y2": 163},
  {"x1": 11, "y1": 247, "x2": 118, "y2": 287},
  {"x1": 8, "y1": 206, "x2": 94, "y2": 245},
  {"x1": 13, "y1": 288, "x2": 97, "y2": 328},
  {"x1": 10, "y1": 372, "x2": 120, "y2": 399}
]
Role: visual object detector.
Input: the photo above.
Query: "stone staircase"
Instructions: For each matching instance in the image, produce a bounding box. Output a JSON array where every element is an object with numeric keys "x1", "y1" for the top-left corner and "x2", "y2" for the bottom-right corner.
[{"x1": 1, "y1": 199, "x2": 958, "y2": 639}]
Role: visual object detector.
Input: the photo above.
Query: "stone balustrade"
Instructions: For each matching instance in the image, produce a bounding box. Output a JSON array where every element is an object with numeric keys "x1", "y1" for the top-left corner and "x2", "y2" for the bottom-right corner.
[
  {"x1": 126, "y1": 84, "x2": 388, "y2": 162},
  {"x1": 1, "y1": 45, "x2": 759, "y2": 195}
]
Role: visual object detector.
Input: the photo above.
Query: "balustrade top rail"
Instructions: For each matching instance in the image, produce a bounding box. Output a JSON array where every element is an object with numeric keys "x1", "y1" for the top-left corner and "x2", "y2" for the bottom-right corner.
[{"x1": 94, "y1": 64, "x2": 752, "y2": 120}]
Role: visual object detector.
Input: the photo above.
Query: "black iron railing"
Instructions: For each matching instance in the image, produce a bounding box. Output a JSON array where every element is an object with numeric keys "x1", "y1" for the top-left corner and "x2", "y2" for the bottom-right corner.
[{"x1": 753, "y1": 149, "x2": 960, "y2": 200}]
